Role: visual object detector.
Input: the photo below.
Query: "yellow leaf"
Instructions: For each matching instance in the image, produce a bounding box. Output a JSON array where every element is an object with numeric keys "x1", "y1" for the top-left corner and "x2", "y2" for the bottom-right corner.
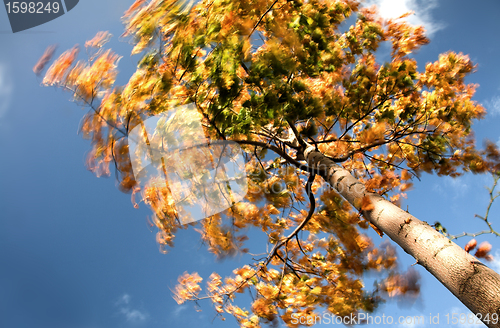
[{"x1": 310, "y1": 286, "x2": 322, "y2": 295}]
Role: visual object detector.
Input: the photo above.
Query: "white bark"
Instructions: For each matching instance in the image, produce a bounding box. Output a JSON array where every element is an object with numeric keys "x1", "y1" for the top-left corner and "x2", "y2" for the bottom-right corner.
[{"x1": 304, "y1": 146, "x2": 500, "y2": 328}]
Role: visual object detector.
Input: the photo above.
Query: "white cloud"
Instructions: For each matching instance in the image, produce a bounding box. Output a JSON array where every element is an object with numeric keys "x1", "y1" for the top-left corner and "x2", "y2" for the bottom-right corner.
[
  {"x1": 364, "y1": 0, "x2": 443, "y2": 37},
  {"x1": 116, "y1": 293, "x2": 131, "y2": 305},
  {"x1": 0, "y1": 64, "x2": 13, "y2": 119},
  {"x1": 433, "y1": 176, "x2": 468, "y2": 198},
  {"x1": 121, "y1": 308, "x2": 148, "y2": 322},
  {"x1": 115, "y1": 293, "x2": 148, "y2": 323},
  {"x1": 172, "y1": 304, "x2": 188, "y2": 317},
  {"x1": 446, "y1": 176, "x2": 468, "y2": 194},
  {"x1": 486, "y1": 96, "x2": 500, "y2": 117},
  {"x1": 491, "y1": 250, "x2": 500, "y2": 273}
]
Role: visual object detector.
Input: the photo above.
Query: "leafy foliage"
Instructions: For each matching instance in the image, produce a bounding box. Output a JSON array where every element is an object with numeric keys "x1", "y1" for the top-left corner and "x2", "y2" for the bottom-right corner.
[{"x1": 35, "y1": 0, "x2": 500, "y2": 326}]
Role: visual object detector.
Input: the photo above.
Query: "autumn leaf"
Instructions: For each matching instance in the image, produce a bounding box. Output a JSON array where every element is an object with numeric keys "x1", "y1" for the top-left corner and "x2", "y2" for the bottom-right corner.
[
  {"x1": 474, "y1": 241, "x2": 492, "y2": 260},
  {"x1": 464, "y1": 239, "x2": 477, "y2": 253},
  {"x1": 33, "y1": 44, "x2": 57, "y2": 76},
  {"x1": 361, "y1": 196, "x2": 375, "y2": 211},
  {"x1": 370, "y1": 222, "x2": 384, "y2": 237},
  {"x1": 85, "y1": 31, "x2": 112, "y2": 48}
]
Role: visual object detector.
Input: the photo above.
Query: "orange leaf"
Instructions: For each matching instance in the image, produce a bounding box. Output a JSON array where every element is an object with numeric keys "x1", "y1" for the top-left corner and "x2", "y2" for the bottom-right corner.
[
  {"x1": 85, "y1": 31, "x2": 112, "y2": 48},
  {"x1": 464, "y1": 239, "x2": 477, "y2": 253},
  {"x1": 474, "y1": 241, "x2": 492, "y2": 259},
  {"x1": 370, "y1": 222, "x2": 384, "y2": 237},
  {"x1": 33, "y1": 44, "x2": 57, "y2": 75},
  {"x1": 361, "y1": 196, "x2": 375, "y2": 211}
]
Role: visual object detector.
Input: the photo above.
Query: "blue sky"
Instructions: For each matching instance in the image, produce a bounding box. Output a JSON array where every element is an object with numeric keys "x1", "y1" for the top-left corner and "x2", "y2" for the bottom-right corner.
[{"x1": 1, "y1": 0, "x2": 500, "y2": 327}]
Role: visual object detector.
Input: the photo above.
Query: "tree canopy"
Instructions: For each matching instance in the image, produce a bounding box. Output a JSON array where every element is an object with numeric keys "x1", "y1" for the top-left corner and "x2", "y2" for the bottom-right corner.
[{"x1": 35, "y1": 0, "x2": 500, "y2": 327}]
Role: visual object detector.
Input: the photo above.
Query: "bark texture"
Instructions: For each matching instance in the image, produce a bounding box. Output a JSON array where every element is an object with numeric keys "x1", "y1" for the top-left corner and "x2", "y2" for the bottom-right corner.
[{"x1": 304, "y1": 146, "x2": 500, "y2": 328}]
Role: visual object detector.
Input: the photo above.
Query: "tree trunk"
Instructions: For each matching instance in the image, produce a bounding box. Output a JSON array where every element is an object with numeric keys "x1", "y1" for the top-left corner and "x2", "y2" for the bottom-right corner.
[{"x1": 304, "y1": 146, "x2": 500, "y2": 328}]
